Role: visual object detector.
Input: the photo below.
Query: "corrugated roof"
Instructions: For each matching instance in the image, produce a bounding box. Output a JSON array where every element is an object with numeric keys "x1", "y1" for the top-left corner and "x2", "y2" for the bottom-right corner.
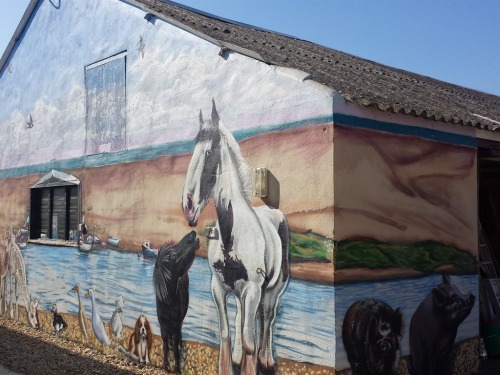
[{"x1": 131, "y1": 0, "x2": 500, "y2": 131}]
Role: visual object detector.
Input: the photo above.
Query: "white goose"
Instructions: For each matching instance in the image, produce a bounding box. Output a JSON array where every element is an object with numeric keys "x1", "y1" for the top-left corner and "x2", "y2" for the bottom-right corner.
[{"x1": 85, "y1": 288, "x2": 111, "y2": 346}]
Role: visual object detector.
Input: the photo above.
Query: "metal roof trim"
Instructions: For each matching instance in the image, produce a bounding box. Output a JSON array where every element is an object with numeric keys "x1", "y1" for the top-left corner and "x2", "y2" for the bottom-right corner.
[{"x1": 0, "y1": 0, "x2": 40, "y2": 76}]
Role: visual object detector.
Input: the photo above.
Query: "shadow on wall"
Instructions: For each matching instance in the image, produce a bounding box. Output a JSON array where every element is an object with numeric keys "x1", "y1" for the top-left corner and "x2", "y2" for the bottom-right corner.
[{"x1": 262, "y1": 170, "x2": 281, "y2": 208}]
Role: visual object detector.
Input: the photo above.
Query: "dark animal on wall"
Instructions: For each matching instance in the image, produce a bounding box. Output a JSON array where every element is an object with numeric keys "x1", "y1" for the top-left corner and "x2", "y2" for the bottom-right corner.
[
  {"x1": 153, "y1": 231, "x2": 199, "y2": 374},
  {"x1": 51, "y1": 304, "x2": 68, "y2": 334},
  {"x1": 128, "y1": 315, "x2": 153, "y2": 365},
  {"x1": 409, "y1": 274, "x2": 475, "y2": 375},
  {"x1": 342, "y1": 299, "x2": 403, "y2": 375},
  {"x1": 182, "y1": 99, "x2": 290, "y2": 375}
]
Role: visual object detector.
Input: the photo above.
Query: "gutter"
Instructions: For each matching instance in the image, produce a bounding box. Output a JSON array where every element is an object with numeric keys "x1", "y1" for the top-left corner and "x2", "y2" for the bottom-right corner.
[{"x1": 0, "y1": 0, "x2": 40, "y2": 75}]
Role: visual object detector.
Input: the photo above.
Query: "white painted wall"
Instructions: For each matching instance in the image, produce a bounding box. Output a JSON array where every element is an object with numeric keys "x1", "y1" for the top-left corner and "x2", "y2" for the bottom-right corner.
[{"x1": 0, "y1": 0, "x2": 332, "y2": 170}]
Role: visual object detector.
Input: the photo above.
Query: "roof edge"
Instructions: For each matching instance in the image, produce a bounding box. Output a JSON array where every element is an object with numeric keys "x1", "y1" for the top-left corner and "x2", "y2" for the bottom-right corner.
[
  {"x1": 0, "y1": 0, "x2": 40, "y2": 75},
  {"x1": 123, "y1": 0, "x2": 268, "y2": 63}
]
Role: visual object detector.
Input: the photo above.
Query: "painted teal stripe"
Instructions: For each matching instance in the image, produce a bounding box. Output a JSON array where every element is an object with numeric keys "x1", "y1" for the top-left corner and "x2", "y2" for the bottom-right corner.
[
  {"x1": 0, "y1": 113, "x2": 475, "y2": 179},
  {"x1": 0, "y1": 115, "x2": 334, "y2": 179},
  {"x1": 333, "y1": 113, "x2": 476, "y2": 147}
]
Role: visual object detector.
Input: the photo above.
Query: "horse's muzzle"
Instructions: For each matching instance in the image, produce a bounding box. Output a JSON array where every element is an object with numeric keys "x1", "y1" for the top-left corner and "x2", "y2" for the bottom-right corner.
[{"x1": 183, "y1": 194, "x2": 198, "y2": 226}]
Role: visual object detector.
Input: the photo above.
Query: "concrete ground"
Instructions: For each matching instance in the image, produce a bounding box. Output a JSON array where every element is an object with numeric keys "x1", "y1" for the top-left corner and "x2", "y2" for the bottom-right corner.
[
  {"x1": 1, "y1": 353, "x2": 499, "y2": 374},
  {"x1": 1, "y1": 359, "x2": 500, "y2": 374},
  {"x1": 0, "y1": 364, "x2": 18, "y2": 375}
]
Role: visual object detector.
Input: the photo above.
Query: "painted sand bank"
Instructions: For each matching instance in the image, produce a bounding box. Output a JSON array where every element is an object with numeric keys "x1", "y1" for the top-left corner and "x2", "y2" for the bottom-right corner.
[{"x1": 6, "y1": 308, "x2": 335, "y2": 375}]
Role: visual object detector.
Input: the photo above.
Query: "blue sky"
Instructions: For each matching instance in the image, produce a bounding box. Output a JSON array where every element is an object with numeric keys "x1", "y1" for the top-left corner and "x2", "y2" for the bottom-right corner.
[{"x1": 1, "y1": 0, "x2": 499, "y2": 96}]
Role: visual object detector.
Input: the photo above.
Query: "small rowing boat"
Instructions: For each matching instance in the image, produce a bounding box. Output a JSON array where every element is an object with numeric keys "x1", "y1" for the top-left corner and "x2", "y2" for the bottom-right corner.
[
  {"x1": 107, "y1": 237, "x2": 120, "y2": 247},
  {"x1": 78, "y1": 243, "x2": 92, "y2": 253},
  {"x1": 141, "y1": 241, "x2": 158, "y2": 259}
]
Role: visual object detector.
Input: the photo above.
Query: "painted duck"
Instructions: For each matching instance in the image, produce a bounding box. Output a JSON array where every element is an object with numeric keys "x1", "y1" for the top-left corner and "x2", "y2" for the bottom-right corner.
[
  {"x1": 51, "y1": 304, "x2": 68, "y2": 334},
  {"x1": 85, "y1": 288, "x2": 111, "y2": 346},
  {"x1": 71, "y1": 283, "x2": 89, "y2": 341}
]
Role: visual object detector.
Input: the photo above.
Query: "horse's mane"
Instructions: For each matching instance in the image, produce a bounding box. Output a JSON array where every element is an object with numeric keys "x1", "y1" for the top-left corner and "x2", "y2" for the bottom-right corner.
[{"x1": 218, "y1": 123, "x2": 252, "y2": 202}]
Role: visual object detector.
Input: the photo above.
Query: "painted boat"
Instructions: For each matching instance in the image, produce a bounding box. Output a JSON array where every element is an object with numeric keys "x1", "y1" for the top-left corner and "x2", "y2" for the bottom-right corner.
[
  {"x1": 141, "y1": 241, "x2": 158, "y2": 259},
  {"x1": 17, "y1": 242, "x2": 27, "y2": 250},
  {"x1": 78, "y1": 243, "x2": 92, "y2": 253},
  {"x1": 107, "y1": 236, "x2": 120, "y2": 247}
]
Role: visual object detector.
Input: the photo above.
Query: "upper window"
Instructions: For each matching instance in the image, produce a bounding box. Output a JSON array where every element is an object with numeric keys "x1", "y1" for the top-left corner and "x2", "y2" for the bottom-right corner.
[{"x1": 85, "y1": 51, "x2": 127, "y2": 155}]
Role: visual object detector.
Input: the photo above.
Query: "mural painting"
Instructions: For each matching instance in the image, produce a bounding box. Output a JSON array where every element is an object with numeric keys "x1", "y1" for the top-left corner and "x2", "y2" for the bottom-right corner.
[
  {"x1": 334, "y1": 125, "x2": 479, "y2": 375},
  {"x1": 154, "y1": 230, "x2": 198, "y2": 371},
  {"x1": 0, "y1": 1, "x2": 481, "y2": 374},
  {"x1": 0, "y1": 228, "x2": 37, "y2": 327},
  {"x1": 342, "y1": 299, "x2": 404, "y2": 375},
  {"x1": 0, "y1": 103, "x2": 335, "y2": 374},
  {"x1": 181, "y1": 100, "x2": 289, "y2": 374},
  {"x1": 409, "y1": 275, "x2": 475, "y2": 375}
]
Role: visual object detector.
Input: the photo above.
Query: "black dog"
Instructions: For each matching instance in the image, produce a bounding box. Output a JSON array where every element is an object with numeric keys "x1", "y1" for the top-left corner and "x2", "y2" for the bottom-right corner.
[
  {"x1": 153, "y1": 231, "x2": 199, "y2": 374},
  {"x1": 409, "y1": 274, "x2": 475, "y2": 375},
  {"x1": 342, "y1": 299, "x2": 403, "y2": 375}
]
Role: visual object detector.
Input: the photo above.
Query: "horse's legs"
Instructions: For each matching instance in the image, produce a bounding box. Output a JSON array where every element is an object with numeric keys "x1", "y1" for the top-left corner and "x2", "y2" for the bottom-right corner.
[
  {"x1": 14, "y1": 278, "x2": 19, "y2": 320},
  {"x1": 161, "y1": 332, "x2": 170, "y2": 370},
  {"x1": 212, "y1": 278, "x2": 234, "y2": 375},
  {"x1": 232, "y1": 296, "x2": 243, "y2": 366},
  {"x1": 240, "y1": 285, "x2": 261, "y2": 375},
  {"x1": 8, "y1": 274, "x2": 14, "y2": 319},
  {"x1": 172, "y1": 331, "x2": 181, "y2": 374},
  {"x1": 258, "y1": 281, "x2": 286, "y2": 372},
  {"x1": 0, "y1": 278, "x2": 4, "y2": 315}
]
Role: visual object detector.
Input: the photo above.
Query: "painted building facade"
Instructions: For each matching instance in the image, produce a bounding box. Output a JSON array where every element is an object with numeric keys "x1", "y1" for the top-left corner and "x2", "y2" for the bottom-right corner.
[{"x1": 0, "y1": 0, "x2": 497, "y2": 374}]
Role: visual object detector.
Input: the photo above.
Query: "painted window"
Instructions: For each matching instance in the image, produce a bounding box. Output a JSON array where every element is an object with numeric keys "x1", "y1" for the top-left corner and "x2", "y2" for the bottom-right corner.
[
  {"x1": 30, "y1": 170, "x2": 80, "y2": 241},
  {"x1": 85, "y1": 52, "x2": 127, "y2": 155}
]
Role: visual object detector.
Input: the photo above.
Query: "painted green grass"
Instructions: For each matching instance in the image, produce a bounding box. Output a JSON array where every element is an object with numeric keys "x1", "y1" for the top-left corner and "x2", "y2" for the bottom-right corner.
[
  {"x1": 197, "y1": 227, "x2": 474, "y2": 273},
  {"x1": 335, "y1": 239, "x2": 477, "y2": 274},
  {"x1": 289, "y1": 230, "x2": 333, "y2": 263}
]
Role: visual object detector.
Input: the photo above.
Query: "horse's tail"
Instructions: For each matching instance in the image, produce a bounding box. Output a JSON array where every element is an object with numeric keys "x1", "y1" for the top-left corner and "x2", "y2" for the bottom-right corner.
[{"x1": 277, "y1": 215, "x2": 290, "y2": 283}]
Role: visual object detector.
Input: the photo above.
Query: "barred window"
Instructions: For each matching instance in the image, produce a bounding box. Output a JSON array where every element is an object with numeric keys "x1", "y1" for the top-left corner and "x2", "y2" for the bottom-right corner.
[{"x1": 85, "y1": 51, "x2": 127, "y2": 155}]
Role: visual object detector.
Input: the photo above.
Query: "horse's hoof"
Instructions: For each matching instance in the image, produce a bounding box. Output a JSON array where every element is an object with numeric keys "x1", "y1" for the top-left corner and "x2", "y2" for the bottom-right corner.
[{"x1": 258, "y1": 354, "x2": 276, "y2": 374}]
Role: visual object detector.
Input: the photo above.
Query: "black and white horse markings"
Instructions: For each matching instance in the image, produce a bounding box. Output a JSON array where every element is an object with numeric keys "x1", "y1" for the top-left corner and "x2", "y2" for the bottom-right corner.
[{"x1": 182, "y1": 99, "x2": 290, "y2": 375}]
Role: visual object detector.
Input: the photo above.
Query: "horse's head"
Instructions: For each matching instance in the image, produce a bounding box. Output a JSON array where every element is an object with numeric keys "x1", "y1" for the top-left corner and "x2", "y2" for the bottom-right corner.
[{"x1": 182, "y1": 99, "x2": 222, "y2": 226}]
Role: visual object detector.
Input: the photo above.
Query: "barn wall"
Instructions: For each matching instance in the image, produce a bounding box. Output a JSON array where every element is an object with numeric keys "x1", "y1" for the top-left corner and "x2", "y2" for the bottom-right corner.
[
  {"x1": 0, "y1": 0, "x2": 335, "y2": 373},
  {"x1": 333, "y1": 101, "x2": 479, "y2": 374}
]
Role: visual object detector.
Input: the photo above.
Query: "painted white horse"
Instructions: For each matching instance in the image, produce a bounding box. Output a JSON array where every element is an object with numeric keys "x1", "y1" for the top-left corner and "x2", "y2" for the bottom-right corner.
[{"x1": 182, "y1": 99, "x2": 289, "y2": 375}]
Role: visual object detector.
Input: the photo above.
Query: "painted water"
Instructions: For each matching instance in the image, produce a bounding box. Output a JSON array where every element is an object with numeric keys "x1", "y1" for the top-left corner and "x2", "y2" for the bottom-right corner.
[
  {"x1": 22, "y1": 244, "x2": 335, "y2": 367},
  {"x1": 21, "y1": 244, "x2": 478, "y2": 369}
]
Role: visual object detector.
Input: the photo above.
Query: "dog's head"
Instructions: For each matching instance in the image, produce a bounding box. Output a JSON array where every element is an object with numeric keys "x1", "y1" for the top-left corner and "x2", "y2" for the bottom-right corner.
[
  {"x1": 135, "y1": 315, "x2": 149, "y2": 337},
  {"x1": 153, "y1": 231, "x2": 199, "y2": 301},
  {"x1": 134, "y1": 315, "x2": 152, "y2": 348}
]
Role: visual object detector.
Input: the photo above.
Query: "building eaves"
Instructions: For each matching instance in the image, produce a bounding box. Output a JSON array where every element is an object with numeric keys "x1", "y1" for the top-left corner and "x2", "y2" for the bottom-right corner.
[
  {"x1": 2, "y1": 0, "x2": 498, "y2": 132},
  {"x1": 133, "y1": 0, "x2": 500, "y2": 132}
]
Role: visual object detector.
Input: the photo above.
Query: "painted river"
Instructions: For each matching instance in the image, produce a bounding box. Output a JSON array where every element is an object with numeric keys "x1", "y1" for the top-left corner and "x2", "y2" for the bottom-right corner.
[{"x1": 21, "y1": 244, "x2": 478, "y2": 369}]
